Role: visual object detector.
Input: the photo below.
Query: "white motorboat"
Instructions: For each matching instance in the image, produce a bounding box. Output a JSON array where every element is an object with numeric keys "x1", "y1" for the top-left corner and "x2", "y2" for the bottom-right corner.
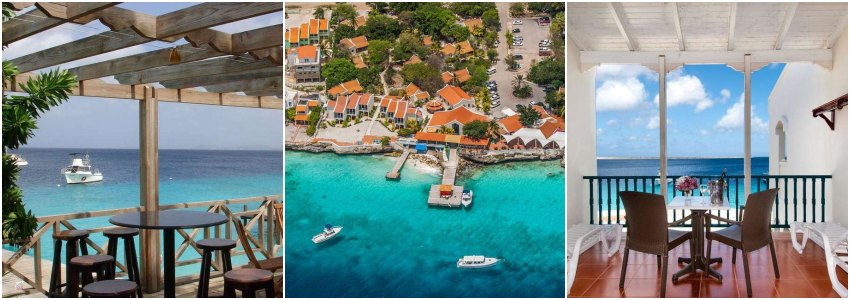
[
  {"x1": 10, "y1": 153, "x2": 27, "y2": 166},
  {"x1": 457, "y1": 255, "x2": 499, "y2": 268},
  {"x1": 461, "y1": 189, "x2": 473, "y2": 208},
  {"x1": 60, "y1": 153, "x2": 103, "y2": 184},
  {"x1": 312, "y1": 224, "x2": 342, "y2": 244}
]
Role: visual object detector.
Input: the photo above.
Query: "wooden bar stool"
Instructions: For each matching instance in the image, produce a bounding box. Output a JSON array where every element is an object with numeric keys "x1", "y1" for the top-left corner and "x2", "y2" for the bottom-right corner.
[
  {"x1": 67, "y1": 254, "x2": 115, "y2": 298},
  {"x1": 104, "y1": 227, "x2": 142, "y2": 297},
  {"x1": 82, "y1": 280, "x2": 139, "y2": 298},
  {"x1": 49, "y1": 229, "x2": 89, "y2": 297},
  {"x1": 196, "y1": 238, "x2": 236, "y2": 297},
  {"x1": 223, "y1": 269, "x2": 275, "y2": 298}
]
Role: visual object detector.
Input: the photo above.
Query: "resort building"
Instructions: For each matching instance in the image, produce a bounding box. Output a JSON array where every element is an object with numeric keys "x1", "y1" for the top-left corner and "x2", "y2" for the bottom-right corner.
[
  {"x1": 339, "y1": 36, "x2": 369, "y2": 55},
  {"x1": 376, "y1": 96, "x2": 421, "y2": 128},
  {"x1": 423, "y1": 35, "x2": 433, "y2": 47},
  {"x1": 325, "y1": 93, "x2": 374, "y2": 123},
  {"x1": 497, "y1": 106, "x2": 566, "y2": 149},
  {"x1": 354, "y1": 15, "x2": 368, "y2": 28},
  {"x1": 424, "y1": 106, "x2": 488, "y2": 135},
  {"x1": 327, "y1": 79, "x2": 363, "y2": 96},
  {"x1": 462, "y1": 18, "x2": 483, "y2": 32},
  {"x1": 405, "y1": 83, "x2": 422, "y2": 97},
  {"x1": 284, "y1": 18, "x2": 329, "y2": 50},
  {"x1": 497, "y1": 114, "x2": 523, "y2": 134},
  {"x1": 414, "y1": 132, "x2": 489, "y2": 149},
  {"x1": 439, "y1": 40, "x2": 473, "y2": 57},
  {"x1": 441, "y1": 68, "x2": 471, "y2": 84},
  {"x1": 352, "y1": 54, "x2": 367, "y2": 69},
  {"x1": 436, "y1": 85, "x2": 475, "y2": 110},
  {"x1": 287, "y1": 45, "x2": 322, "y2": 83},
  {"x1": 404, "y1": 54, "x2": 422, "y2": 65}
]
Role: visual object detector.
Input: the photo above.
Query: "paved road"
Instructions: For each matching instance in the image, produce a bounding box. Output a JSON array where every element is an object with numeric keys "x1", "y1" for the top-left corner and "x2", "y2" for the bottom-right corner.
[{"x1": 490, "y1": 3, "x2": 548, "y2": 117}]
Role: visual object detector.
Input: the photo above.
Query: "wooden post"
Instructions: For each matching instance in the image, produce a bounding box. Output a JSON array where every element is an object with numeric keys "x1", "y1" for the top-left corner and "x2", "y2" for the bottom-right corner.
[
  {"x1": 659, "y1": 55, "x2": 668, "y2": 199},
  {"x1": 139, "y1": 86, "x2": 161, "y2": 293},
  {"x1": 744, "y1": 54, "x2": 752, "y2": 196},
  {"x1": 266, "y1": 199, "x2": 274, "y2": 253},
  {"x1": 34, "y1": 239, "x2": 42, "y2": 291}
]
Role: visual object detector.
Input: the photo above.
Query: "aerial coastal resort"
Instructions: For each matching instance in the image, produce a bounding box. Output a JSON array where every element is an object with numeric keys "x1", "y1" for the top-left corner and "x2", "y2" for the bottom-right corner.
[
  {"x1": 285, "y1": 2, "x2": 565, "y2": 297},
  {"x1": 2, "y1": 2, "x2": 282, "y2": 298}
]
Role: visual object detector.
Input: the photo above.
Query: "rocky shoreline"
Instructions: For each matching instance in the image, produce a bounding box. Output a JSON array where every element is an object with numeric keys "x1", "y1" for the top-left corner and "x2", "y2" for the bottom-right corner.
[
  {"x1": 284, "y1": 141, "x2": 396, "y2": 154},
  {"x1": 459, "y1": 150, "x2": 565, "y2": 165}
]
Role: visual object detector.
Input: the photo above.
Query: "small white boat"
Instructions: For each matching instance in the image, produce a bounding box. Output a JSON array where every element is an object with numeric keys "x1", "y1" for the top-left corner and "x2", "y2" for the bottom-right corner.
[
  {"x1": 10, "y1": 153, "x2": 27, "y2": 166},
  {"x1": 654, "y1": 170, "x2": 673, "y2": 186},
  {"x1": 461, "y1": 189, "x2": 473, "y2": 208},
  {"x1": 312, "y1": 224, "x2": 342, "y2": 244},
  {"x1": 457, "y1": 255, "x2": 499, "y2": 268},
  {"x1": 61, "y1": 153, "x2": 103, "y2": 184}
]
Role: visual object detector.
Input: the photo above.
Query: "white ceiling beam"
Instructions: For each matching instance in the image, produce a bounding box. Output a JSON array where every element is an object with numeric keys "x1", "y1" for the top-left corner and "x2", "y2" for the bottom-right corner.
[
  {"x1": 606, "y1": 2, "x2": 636, "y2": 51},
  {"x1": 671, "y1": 3, "x2": 685, "y2": 51},
  {"x1": 775, "y1": 3, "x2": 798, "y2": 50},
  {"x1": 825, "y1": 14, "x2": 848, "y2": 49},
  {"x1": 727, "y1": 3, "x2": 737, "y2": 51},
  {"x1": 580, "y1": 49, "x2": 833, "y2": 70}
]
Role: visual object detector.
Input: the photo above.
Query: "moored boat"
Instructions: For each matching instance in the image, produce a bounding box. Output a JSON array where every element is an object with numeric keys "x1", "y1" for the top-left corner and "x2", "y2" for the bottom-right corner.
[
  {"x1": 61, "y1": 153, "x2": 103, "y2": 184},
  {"x1": 456, "y1": 255, "x2": 499, "y2": 268},
  {"x1": 10, "y1": 153, "x2": 28, "y2": 166},
  {"x1": 461, "y1": 189, "x2": 473, "y2": 208},
  {"x1": 312, "y1": 224, "x2": 342, "y2": 244}
]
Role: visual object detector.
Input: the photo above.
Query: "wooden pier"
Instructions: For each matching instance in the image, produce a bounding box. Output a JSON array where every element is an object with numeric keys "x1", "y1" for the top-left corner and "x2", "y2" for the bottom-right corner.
[
  {"x1": 385, "y1": 150, "x2": 410, "y2": 180},
  {"x1": 426, "y1": 149, "x2": 464, "y2": 208}
]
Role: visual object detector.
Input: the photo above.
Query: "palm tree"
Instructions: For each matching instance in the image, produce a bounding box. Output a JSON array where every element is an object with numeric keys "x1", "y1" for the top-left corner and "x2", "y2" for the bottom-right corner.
[
  {"x1": 513, "y1": 74, "x2": 525, "y2": 89},
  {"x1": 313, "y1": 7, "x2": 325, "y2": 19}
]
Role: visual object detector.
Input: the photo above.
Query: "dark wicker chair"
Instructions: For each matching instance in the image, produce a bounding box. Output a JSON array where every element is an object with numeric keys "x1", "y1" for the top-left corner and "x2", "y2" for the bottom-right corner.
[
  {"x1": 619, "y1": 191, "x2": 695, "y2": 298},
  {"x1": 705, "y1": 188, "x2": 780, "y2": 298}
]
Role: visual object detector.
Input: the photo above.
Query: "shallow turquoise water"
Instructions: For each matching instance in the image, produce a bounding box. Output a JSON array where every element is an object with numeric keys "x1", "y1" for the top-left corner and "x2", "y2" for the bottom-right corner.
[{"x1": 285, "y1": 151, "x2": 565, "y2": 297}]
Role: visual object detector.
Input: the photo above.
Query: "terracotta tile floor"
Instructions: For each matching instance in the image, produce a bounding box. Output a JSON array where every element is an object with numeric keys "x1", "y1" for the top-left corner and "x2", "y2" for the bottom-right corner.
[{"x1": 569, "y1": 231, "x2": 847, "y2": 298}]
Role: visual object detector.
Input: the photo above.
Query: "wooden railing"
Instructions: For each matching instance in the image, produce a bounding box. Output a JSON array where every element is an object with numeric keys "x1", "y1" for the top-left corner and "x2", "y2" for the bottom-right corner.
[{"x1": 2, "y1": 195, "x2": 282, "y2": 297}]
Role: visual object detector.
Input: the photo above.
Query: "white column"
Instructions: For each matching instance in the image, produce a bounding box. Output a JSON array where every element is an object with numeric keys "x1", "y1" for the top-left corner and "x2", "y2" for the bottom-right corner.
[
  {"x1": 659, "y1": 55, "x2": 668, "y2": 199},
  {"x1": 744, "y1": 55, "x2": 752, "y2": 196}
]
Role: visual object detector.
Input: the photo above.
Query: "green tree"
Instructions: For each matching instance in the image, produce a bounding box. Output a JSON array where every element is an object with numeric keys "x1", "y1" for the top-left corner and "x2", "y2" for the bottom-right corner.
[
  {"x1": 513, "y1": 85, "x2": 532, "y2": 98},
  {"x1": 475, "y1": 89, "x2": 492, "y2": 113},
  {"x1": 367, "y1": 40, "x2": 393, "y2": 66},
  {"x1": 330, "y1": 3, "x2": 357, "y2": 25},
  {"x1": 313, "y1": 7, "x2": 325, "y2": 19},
  {"x1": 440, "y1": 24, "x2": 469, "y2": 42},
  {"x1": 449, "y1": 3, "x2": 496, "y2": 18},
  {"x1": 380, "y1": 136, "x2": 390, "y2": 146},
  {"x1": 510, "y1": 3, "x2": 526, "y2": 17},
  {"x1": 482, "y1": 9, "x2": 500, "y2": 29},
  {"x1": 505, "y1": 31, "x2": 514, "y2": 47},
  {"x1": 464, "y1": 66, "x2": 489, "y2": 89},
  {"x1": 401, "y1": 63, "x2": 443, "y2": 94},
  {"x1": 285, "y1": 107, "x2": 296, "y2": 122},
  {"x1": 512, "y1": 74, "x2": 525, "y2": 90},
  {"x1": 305, "y1": 108, "x2": 321, "y2": 135},
  {"x1": 516, "y1": 104, "x2": 541, "y2": 127},
  {"x1": 392, "y1": 31, "x2": 428, "y2": 61},
  {"x1": 2, "y1": 60, "x2": 77, "y2": 245},
  {"x1": 356, "y1": 66, "x2": 382, "y2": 93},
  {"x1": 333, "y1": 24, "x2": 356, "y2": 43},
  {"x1": 413, "y1": 4, "x2": 457, "y2": 39},
  {"x1": 388, "y1": 3, "x2": 423, "y2": 15},
  {"x1": 545, "y1": 90, "x2": 565, "y2": 117},
  {"x1": 322, "y1": 58, "x2": 358, "y2": 88},
  {"x1": 367, "y1": 2, "x2": 388, "y2": 14},
  {"x1": 463, "y1": 120, "x2": 490, "y2": 139},
  {"x1": 527, "y1": 3, "x2": 564, "y2": 15},
  {"x1": 357, "y1": 15, "x2": 401, "y2": 41},
  {"x1": 528, "y1": 58, "x2": 565, "y2": 88},
  {"x1": 487, "y1": 49, "x2": 498, "y2": 61},
  {"x1": 437, "y1": 125, "x2": 455, "y2": 134}
]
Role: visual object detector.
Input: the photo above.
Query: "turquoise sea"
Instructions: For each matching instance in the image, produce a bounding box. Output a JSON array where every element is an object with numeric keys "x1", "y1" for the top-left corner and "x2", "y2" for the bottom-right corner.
[
  {"x1": 3, "y1": 148, "x2": 282, "y2": 277},
  {"x1": 285, "y1": 151, "x2": 565, "y2": 297}
]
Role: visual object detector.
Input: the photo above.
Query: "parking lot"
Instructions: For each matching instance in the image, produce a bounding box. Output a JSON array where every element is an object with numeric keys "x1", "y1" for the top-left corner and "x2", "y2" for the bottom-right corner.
[{"x1": 488, "y1": 3, "x2": 550, "y2": 118}]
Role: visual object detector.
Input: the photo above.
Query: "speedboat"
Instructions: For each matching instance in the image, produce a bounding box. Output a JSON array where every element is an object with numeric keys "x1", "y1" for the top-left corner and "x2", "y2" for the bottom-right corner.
[
  {"x1": 10, "y1": 153, "x2": 27, "y2": 166},
  {"x1": 61, "y1": 153, "x2": 103, "y2": 184},
  {"x1": 457, "y1": 255, "x2": 499, "y2": 268},
  {"x1": 312, "y1": 224, "x2": 342, "y2": 244},
  {"x1": 461, "y1": 189, "x2": 473, "y2": 208}
]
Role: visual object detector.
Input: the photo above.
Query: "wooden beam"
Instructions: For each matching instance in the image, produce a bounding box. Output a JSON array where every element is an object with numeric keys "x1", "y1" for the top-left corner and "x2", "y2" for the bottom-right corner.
[
  {"x1": 35, "y1": 2, "x2": 118, "y2": 20},
  {"x1": 249, "y1": 47, "x2": 283, "y2": 65},
  {"x1": 114, "y1": 56, "x2": 277, "y2": 85},
  {"x1": 728, "y1": 3, "x2": 737, "y2": 51},
  {"x1": 775, "y1": 3, "x2": 798, "y2": 50},
  {"x1": 81, "y1": 6, "x2": 157, "y2": 38},
  {"x1": 66, "y1": 44, "x2": 230, "y2": 81},
  {"x1": 607, "y1": 2, "x2": 635, "y2": 51},
  {"x1": 155, "y1": 2, "x2": 282, "y2": 38},
  {"x1": 202, "y1": 77, "x2": 282, "y2": 93},
  {"x1": 826, "y1": 14, "x2": 847, "y2": 49},
  {"x1": 138, "y1": 86, "x2": 161, "y2": 293},
  {"x1": 244, "y1": 89, "x2": 282, "y2": 97},
  {"x1": 158, "y1": 67, "x2": 281, "y2": 89},
  {"x1": 232, "y1": 24, "x2": 283, "y2": 53},
  {"x1": 3, "y1": 3, "x2": 118, "y2": 45},
  {"x1": 671, "y1": 3, "x2": 685, "y2": 51},
  {"x1": 6, "y1": 3, "x2": 34, "y2": 10},
  {"x1": 9, "y1": 28, "x2": 150, "y2": 73}
]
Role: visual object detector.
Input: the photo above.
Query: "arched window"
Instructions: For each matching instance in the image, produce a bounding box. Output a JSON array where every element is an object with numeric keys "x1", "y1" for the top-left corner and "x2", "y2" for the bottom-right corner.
[{"x1": 775, "y1": 121, "x2": 787, "y2": 162}]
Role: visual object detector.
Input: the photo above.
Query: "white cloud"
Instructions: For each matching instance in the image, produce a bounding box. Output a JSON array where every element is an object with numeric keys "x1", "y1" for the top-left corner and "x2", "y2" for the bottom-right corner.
[
  {"x1": 597, "y1": 128, "x2": 604, "y2": 136},
  {"x1": 720, "y1": 89, "x2": 731, "y2": 102},
  {"x1": 715, "y1": 95, "x2": 768, "y2": 132},
  {"x1": 646, "y1": 113, "x2": 672, "y2": 130},
  {"x1": 653, "y1": 71, "x2": 725, "y2": 112},
  {"x1": 606, "y1": 119, "x2": 618, "y2": 126},
  {"x1": 596, "y1": 78, "x2": 647, "y2": 111}
]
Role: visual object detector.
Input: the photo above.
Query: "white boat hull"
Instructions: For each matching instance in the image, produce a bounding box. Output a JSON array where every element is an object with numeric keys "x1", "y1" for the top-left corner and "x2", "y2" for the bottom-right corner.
[
  {"x1": 64, "y1": 172, "x2": 103, "y2": 184},
  {"x1": 312, "y1": 226, "x2": 342, "y2": 244},
  {"x1": 457, "y1": 257, "x2": 499, "y2": 268}
]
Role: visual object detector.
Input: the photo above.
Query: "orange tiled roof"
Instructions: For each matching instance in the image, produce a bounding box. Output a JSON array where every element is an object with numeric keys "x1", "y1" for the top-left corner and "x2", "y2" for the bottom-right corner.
[
  {"x1": 436, "y1": 85, "x2": 472, "y2": 106},
  {"x1": 415, "y1": 132, "x2": 447, "y2": 143},
  {"x1": 287, "y1": 27, "x2": 299, "y2": 44},
  {"x1": 404, "y1": 54, "x2": 422, "y2": 65},
  {"x1": 319, "y1": 19, "x2": 329, "y2": 30},
  {"x1": 341, "y1": 36, "x2": 369, "y2": 49},
  {"x1": 381, "y1": 96, "x2": 401, "y2": 107},
  {"x1": 460, "y1": 136, "x2": 488, "y2": 146},
  {"x1": 307, "y1": 100, "x2": 319, "y2": 107},
  {"x1": 539, "y1": 119, "x2": 562, "y2": 138},
  {"x1": 295, "y1": 115, "x2": 309, "y2": 121},
  {"x1": 498, "y1": 115, "x2": 523, "y2": 133},
  {"x1": 463, "y1": 18, "x2": 483, "y2": 30},
  {"x1": 352, "y1": 55, "x2": 366, "y2": 69},
  {"x1": 309, "y1": 19, "x2": 319, "y2": 35},
  {"x1": 442, "y1": 68, "x2": 471, "y2": 83},
  {"x1": 387, "y1": 99, "x2": 398, "y2": 113},
  {"x1": 292, "y1": 45, "x2": 317, "y2": 60},
  {"x1": 333, "y1": 95, "x2": 346, "y2": 113},
  {"x1": 395, "y1": 101, "x2": 408, "y2": 118},
  {"x1": 440, "y1": 43, "x2": 457, "y2": 56},
  {"x1": 423, "y1": 35, "x2": 432, "y2": 46},
  {"x1": 411, "y1": 91, "x2": 430, "y2": 102},
  {"x1": 326, "y1": 100, "x2": 336, "y2": 110},
  {"x1": 357, "y1": 93, "x2": 372, "y2": 105},
  {"x1": 427, "y1": 106, "x2": 488, "y2": 127},
  {"x1": 346, "y1": 94, "x2": 359, "y2": 109},
  {"x1": 327, "y1": 79, "x2": 363, "y2": 96},
  {"x1": 457, "y1": 40, "x2": 473, "y2": 54},
  {"x1": 295, "y1": 105, "x2": 307, "y2": 112},
  {"x1": 299, "y1": 23, "x2": 308, "y2": 39},
  {"x1": 532, "y1": 105, "x2": 550, "y2": 119},
  {"x1": 405, "y1": 83, "x2": 421, "y2": 96},
  {"x1": 355, "y1": 15, "x2": 367, "y2": 28},
  {"x1": 441, "y1": 71, "x2": 454, "y2": 84}
]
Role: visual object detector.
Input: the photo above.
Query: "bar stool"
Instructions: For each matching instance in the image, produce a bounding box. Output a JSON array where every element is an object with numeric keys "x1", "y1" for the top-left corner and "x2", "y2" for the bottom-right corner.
[
  {"x1": 196, "y1": 238, "x2": 236, "y2": 297},
  {"x1": 67, "y1": 254, "x2": 115, "y2": 298},
  {"x1": 49, "y1": 229, "x2": 89, "y2": 297},
  {"x1": 82, "y1": 280, "x2": 139, "y2": 298},
  {"x1": 223, "y1": 269, "x2": 275, "y2": 298},
  {"x1": 104, "y1": 227, "x2": 142, "y2": 297}
]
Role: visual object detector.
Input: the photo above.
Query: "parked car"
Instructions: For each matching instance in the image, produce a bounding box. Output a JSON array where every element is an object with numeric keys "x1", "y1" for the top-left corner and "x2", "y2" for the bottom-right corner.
[
  {"x1": 512, "y1": 28, "x2": 520, "y2": 33},
  {"x1": 538, "y1": 16, "x2": 551, "y2": 25},
  {"x1": 512, "y1": 41, "x2": 524, "y2": 46},
  {"x1": 512, "y1": 20, "x2": 523, "y2": 25},
  {"x1": 487, "y1": 67, "x2": 497, "y2": 75},
  {"x1": 514, "y1": 54, "x2": 524, "y2": 60}
]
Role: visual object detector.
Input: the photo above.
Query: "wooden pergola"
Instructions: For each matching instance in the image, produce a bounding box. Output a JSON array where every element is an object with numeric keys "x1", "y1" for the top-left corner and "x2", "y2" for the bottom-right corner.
[{"x1": 2, "y1": 2, "x2": 282, "y2": 294}]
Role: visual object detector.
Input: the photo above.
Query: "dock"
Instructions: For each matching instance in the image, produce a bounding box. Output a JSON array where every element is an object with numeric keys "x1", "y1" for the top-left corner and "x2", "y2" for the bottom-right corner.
[
  {"x1": 385, "y1": 150, "x2": 411, "y2": 179},
  {"x1": 426, "y1": 149, "x2": 464, "y2": 208}
]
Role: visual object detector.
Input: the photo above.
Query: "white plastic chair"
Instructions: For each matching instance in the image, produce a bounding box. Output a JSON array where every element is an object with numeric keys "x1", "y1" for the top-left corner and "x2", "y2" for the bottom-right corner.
[
  {"x1": 790, "y1": 221, "x2": 848, "y2": 297},
  {"x1": 567, "y1": 223, "x2": 622, "y2": 294}
]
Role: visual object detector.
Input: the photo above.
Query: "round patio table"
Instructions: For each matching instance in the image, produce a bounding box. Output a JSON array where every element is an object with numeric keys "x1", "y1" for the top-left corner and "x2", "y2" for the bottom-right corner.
[
  {"x1": 109, "y1": 210, "x2": 227, "y2": 298},
  {"x1": 667, "y1": 196, "x2": 731, "y2": 282}
]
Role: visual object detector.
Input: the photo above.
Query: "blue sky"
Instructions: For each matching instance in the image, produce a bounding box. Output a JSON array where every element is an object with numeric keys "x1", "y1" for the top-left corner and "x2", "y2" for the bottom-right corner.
[
  {"x1": 595, "y1": 63, "x2": 784, "y2": 158},
  {"x1": 4, "y1": 3, "x2": 283, "y2": 150}
]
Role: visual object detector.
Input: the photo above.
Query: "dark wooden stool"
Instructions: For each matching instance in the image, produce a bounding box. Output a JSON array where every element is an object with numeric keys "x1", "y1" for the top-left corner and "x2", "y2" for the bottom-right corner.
[
  {"x1": 196, "y1": 238, "x2": 236, "y2": 297},
  {"x1": 82, "y1": 280, "x2": 139, "y2": 298},
  {"x1": 49, "y1": 229, "x2": 90, "y2": 297},
  {"x1": 104, "y1": 227, "x2": 142, "y2": 297},
  {"x1": 68, "y1": 254, "x2": 115, "y2": 298},
  {"x1": 223, "y1": 269, "x2": 275, "y2": 298}
]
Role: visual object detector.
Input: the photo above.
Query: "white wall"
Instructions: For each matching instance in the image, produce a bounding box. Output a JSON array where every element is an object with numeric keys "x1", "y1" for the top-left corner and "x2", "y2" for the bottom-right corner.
[
  {"x1": 566, "y1": 38, "x2": 597, "y2": 226},
  {"x1": 769, "y1": 28, "x2": 848, "y2": 227}
]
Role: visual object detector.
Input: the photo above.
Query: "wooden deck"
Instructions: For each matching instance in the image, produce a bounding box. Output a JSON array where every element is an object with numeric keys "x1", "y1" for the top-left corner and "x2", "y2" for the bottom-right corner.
[
  {"x1": 427, "y1": 185, "x2": 464, "y2": 207},
  {"x1": 385, "y1": 150, "x2": 410, "y2": 180},
  {"x1": 2, "y1": 250, "x2": 279, "y2": 298}
]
